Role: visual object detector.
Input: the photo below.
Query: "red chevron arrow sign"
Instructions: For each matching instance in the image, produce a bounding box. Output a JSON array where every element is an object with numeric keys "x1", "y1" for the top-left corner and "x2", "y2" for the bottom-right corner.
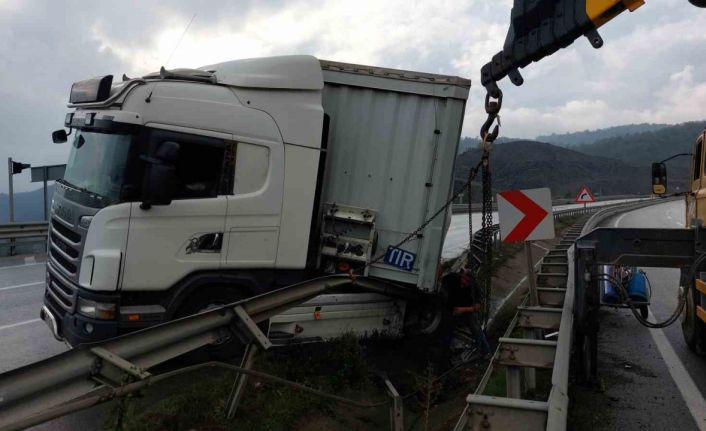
[{"x1": 497, "y1": 188, "x2": 555, "y2": 243}]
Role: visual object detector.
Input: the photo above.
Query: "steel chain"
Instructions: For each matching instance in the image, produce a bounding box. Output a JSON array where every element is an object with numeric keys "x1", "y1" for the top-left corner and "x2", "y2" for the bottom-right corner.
[{"x1": 478, "y1": 88, "x2": 503, "y2": 324}]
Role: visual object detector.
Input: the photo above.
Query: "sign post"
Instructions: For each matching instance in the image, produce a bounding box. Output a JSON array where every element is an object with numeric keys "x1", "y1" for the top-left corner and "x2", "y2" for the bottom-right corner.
[
  {"x1": 30, "y1": 165, "x2": 66, "y2": 221},
  {"x1": 7, "y1": 158, "x2": 31, "y2": 223},
  {"x1": 497, "y1": 188, "x2": 555, "y2": 396},
  {"x1": 497, "y1": 188, "x2": 556, "y2": 303}
]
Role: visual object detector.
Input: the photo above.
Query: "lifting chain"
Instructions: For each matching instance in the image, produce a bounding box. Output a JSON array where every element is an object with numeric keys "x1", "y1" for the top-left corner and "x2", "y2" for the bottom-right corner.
[{"x1": 477, "y1": 88, "x2": 503, "y2": 324}]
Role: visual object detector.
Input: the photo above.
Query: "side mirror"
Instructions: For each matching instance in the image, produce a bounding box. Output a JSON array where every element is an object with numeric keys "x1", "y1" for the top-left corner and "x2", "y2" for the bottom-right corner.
[
  {"x1": 652, "y1": 162, "x2": 667, "y2": 195},
  {"x1": 140, "y1": 141, "x2": 180, "y2": 209},
  {"x1": 52, "y1": 129, "x2": 68, "y2": 144}
]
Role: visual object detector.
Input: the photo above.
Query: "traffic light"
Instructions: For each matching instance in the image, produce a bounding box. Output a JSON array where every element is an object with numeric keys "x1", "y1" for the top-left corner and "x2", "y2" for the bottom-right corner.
[
  {"x1": 481, "y1": 0, "x2": 645, "y2": 97},
  {"x1": 12, "y1": 161, "x2": 30, "y2": 175}
]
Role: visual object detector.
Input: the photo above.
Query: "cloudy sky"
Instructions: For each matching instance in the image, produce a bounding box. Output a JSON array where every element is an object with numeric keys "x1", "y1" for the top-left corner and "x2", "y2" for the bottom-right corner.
[{"x1": 0, "y1": 0, "x2": 704, "y2": 192}]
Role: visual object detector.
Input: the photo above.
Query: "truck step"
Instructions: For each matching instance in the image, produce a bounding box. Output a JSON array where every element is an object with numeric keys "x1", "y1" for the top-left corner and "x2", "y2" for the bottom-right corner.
[
  {"x1": 537, "y1": 288, "x2": 567, "y2": 307},
  {"x1": 537, "y1": 273, "x2": 567, "y2": 288}
]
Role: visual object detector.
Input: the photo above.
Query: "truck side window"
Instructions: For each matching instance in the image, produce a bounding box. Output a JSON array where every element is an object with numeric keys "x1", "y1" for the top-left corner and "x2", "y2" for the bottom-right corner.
[
  {"x1": 694, "y1": 139, "x2": 703, "y2": 182},
  {"x1": 173, "y1": 142, "x2": 224, "y2": 199}
]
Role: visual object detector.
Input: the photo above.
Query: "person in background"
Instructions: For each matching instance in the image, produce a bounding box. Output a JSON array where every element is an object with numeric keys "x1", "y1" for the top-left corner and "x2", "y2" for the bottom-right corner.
[{"x1": 443, "y1": 269, "x2": 492, "y2": 357}]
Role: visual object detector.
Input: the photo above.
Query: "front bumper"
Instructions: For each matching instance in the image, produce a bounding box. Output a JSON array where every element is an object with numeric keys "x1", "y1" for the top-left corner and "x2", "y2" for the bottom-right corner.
[
  {"x1": 42, "y1": 295, "x2": 120, "y2": 345},
  {"x1": 42, "y1": 263, "x2": 164, "y2": 346}
]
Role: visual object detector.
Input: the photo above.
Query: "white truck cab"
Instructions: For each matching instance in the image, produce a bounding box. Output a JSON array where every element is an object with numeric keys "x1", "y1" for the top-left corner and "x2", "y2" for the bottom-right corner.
[{"x1": 41, "y1": 55, "x2": 470, "y2": 346}]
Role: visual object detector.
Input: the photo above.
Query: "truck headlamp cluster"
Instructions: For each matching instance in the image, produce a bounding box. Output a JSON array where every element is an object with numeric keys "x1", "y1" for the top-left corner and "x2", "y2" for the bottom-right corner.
[
  {"x1": 69, "y1": 75, "x2": 113, "y2": 104},
  {"x1": 77, "y1": 297, "x2": 116, "y2": 320},
  {"x1": 78, "y1": 215, "x2": 93, "y2": 229}
]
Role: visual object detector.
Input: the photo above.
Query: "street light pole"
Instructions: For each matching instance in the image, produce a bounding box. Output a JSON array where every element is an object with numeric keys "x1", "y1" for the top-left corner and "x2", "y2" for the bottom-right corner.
[{"x1": 7, "y1": 157, "x2": 14, "y2": 223}]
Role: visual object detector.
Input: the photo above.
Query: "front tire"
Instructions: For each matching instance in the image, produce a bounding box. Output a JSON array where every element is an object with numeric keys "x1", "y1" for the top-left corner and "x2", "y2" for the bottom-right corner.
[{"x1": 681, "y1": 283, "x2": 706, "y2": 354}]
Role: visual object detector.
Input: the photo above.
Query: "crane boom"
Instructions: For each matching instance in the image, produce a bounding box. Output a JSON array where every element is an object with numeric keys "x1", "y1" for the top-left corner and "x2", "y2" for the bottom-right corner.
[{"x1": 483, "y1": 0, "x2": 705, "y2": 97}]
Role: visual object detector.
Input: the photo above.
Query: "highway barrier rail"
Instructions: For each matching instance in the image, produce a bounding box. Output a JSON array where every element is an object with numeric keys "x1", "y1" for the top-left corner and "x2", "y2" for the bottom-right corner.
[
  {"x1": 452, "y1": 197, "x2": 674, "y2": 431},
  {"x1": 0, "y1": 221, "x2": 48, "y2": 256},
  {"x1": 0, "y1": 275, "x2": 427, "y2": 431},
  {"x1": 463, "y1": 200, "x2": 651, "y2": 272},
  {"x1": 450, "y1": 195, "x2": 648, "y2": 214}
]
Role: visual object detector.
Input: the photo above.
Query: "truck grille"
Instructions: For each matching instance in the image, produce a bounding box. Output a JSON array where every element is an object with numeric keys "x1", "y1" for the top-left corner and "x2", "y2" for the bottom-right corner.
[
  {"x1": 46, "y1": 264, "x2": 78, "y2": 313},
  {"x1": 48, "y1": 217, "x2": 81, "y2": 275}
]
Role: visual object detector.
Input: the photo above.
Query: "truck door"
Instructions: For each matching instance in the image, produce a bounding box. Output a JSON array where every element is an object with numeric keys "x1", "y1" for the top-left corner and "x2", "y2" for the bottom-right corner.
[
  {"x1": 122, "y1": 130, "x2": 229, "y2": 290},
  {"x1": 690, "y1": 134, "x2": 705, "y2": 226},
  {"x1": 222, "y1": 138, "x2": 284, "y2": 269}
]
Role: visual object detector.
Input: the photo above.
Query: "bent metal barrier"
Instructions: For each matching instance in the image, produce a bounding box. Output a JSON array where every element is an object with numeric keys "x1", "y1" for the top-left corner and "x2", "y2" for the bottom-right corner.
[
  {"x1": 452, "y1": 197, "x2": 673, "y2": 431},
  {"x1": 0, "y1": 275, "x2": 426, "y2": 431}
]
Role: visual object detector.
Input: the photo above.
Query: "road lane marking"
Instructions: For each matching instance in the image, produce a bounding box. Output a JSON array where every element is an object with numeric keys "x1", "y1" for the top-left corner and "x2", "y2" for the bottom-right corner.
[
  {"x1": 0, "y1": 262, "x2": 44, "y2": 271},
  {"x1": 0, "y1": 281, "x2": 44, "y2": 292},
  {"x1": 0, "y1": 318, "x2": 41, "y2": 332},
  {"x1": 613, "y1": 211, "x2": 631, "y2": 228},
  {"x1": 647, "y1": 309, "x2": 706, "y2": 430}
]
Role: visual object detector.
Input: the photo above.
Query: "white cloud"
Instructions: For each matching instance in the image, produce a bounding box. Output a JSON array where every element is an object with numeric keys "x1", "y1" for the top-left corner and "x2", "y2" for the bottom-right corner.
[{"x1": 0, "y1": 0, "x2": 705, "y2": 192}]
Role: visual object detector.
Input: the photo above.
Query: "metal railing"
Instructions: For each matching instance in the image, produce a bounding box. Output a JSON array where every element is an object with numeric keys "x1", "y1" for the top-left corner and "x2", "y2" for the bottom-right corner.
[
  {"x1": 463, "y1": 202, "x2": 630, "y2": 271},
  {"x1": 0, "y1": 274, "x2": 425, "y2": 431},
  {"x1": 0, "y1": 221, "x2": 48, "y2": 257},
  {"x1": 451, "y1": 195, "x2": 649, "y2": 214},
  {"x1": 452, "y1": 197, "x2": 670, "y2": 431}
]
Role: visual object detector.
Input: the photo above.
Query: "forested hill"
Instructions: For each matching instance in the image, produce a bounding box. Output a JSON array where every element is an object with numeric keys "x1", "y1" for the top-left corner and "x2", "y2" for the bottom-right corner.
[
  {"x1": 537, "y1": 123, "x2": 669, "y2": 147},
  {"x1": 454, "y1": 140, "x2": 656, "y2": 199},
  {"x1": 574, "y1": 121, "x2": 706, "y2": 171}
]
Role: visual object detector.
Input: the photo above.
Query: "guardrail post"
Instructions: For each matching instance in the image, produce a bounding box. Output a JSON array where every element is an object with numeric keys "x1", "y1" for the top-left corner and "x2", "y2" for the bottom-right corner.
[
  {"x1": 523, "y1": 329, "x2": 537, "y2": 394},
  {"x1": 506, "y1": 366, "x2": 522, "y2": 398},
  {"x1": 225, "y1": 343, "x2": 258, "y2": 419},
  {"x1": 383, "y1": 376, "x2": 404, "y2": 431}
]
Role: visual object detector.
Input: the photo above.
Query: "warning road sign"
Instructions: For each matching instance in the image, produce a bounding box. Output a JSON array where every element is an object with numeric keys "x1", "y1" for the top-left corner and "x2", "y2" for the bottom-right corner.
[
  {"x1": 575, "y1": 185, "x2": 596, "y2": 203},
  {"x1": 497, "y1": 188, "x2": 555, "y2": 243}
]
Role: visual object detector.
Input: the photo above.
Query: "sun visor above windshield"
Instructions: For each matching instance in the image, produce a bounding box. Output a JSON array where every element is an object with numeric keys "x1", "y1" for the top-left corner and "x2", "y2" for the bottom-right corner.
[{"x1": 65, "y1": 110, "x2": 144, "y2": 133}]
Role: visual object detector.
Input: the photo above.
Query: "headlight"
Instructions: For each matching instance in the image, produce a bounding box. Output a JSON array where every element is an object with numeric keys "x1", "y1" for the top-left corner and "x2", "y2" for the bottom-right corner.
[
  {"x1": 78, "y1": 215, "x2": 93, "y2": 229},
  {"x1": 77, "y1": 297, "x2": 116, "y2": 320}
]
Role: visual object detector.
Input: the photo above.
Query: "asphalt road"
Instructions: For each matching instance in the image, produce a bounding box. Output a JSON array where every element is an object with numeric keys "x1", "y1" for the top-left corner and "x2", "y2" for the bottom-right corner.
[
  {"x1": 0, "y1": 256, "x2": 67, "y2": 374},
  {"x1": 570, "y1": 199, "x2": 706, "y2": 430}
]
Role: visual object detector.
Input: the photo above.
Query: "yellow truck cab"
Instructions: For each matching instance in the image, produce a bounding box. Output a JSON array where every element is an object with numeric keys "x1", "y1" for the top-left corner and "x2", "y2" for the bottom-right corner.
[
  {"x1": 652, "y1": 128, "x2": 706, "y2": 352},
  {"x1": 687, "y1": 132, "x2": 706, "y2": 227}
]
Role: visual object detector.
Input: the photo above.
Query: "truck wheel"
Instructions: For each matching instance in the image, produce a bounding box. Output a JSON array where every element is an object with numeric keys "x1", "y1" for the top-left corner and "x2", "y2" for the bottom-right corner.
[
  {"x1": 175, "y1": 287, "x2": 253, "y2": 361},
  {"x1": 681, "y1": 284, "x2": 706, "y2": 354}
]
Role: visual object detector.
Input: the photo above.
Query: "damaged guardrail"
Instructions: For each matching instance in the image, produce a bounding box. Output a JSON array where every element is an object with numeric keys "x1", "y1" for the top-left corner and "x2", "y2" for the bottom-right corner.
[{"x1": 0, "y1": 275, "x2": 420, "y2": 431}]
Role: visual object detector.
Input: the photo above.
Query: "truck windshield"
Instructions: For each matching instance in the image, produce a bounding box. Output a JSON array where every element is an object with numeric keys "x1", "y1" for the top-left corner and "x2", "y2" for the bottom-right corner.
[{"x1": 62, "y1": 130, "x2": 132, "y2": 204}]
